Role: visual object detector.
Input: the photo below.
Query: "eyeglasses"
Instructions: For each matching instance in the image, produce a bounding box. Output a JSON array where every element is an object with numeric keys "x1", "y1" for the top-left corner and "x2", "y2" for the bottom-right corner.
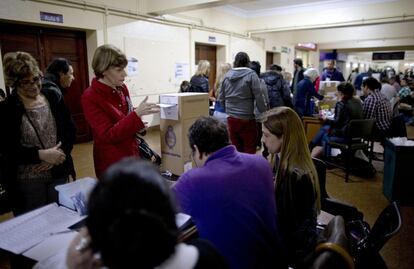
[{"x1": 19, "y1": 76, "x2": 42, "y2": 87}]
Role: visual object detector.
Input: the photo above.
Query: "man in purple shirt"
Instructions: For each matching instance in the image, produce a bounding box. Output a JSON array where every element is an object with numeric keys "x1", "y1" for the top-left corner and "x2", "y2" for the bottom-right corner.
[{"x1": 173, "y1": 116, "x2": 286, "y2": 269}]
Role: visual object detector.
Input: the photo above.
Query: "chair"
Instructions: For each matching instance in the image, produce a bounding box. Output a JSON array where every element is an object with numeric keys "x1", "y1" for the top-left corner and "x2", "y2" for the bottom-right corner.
[
  {"x1": 326, "y1": 119, "x2": 375, "y2": 182},
  {"x1": 312, "y1": 215, "x2": 355, "y2": 269},
  {"x1": 354, "y1": 202, "x2": 402, "y2": 269},
  {"x1": 313, "y1": 158, "x2": 363, "y2": 222}
]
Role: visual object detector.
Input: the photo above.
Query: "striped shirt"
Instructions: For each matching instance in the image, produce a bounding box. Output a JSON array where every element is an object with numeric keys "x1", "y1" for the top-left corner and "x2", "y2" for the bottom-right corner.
[{"x1": 363, "y1": 90, "x2": 392, "y2": 131}]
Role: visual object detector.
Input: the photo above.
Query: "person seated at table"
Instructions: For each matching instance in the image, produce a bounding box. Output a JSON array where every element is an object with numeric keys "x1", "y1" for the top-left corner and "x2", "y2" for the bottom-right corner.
[
  {"x1": 66, "y1": 159, "x2": 229, "y2": 269},
  {"x1": 309, "y1": 82, "x2": 363, "y2": 158},
  {"x1": 261, "y1": 106, "x2": 320, "y2": 268},
  {"x1": 173, "y1": 116, "x2": 286, "y2": 269}
]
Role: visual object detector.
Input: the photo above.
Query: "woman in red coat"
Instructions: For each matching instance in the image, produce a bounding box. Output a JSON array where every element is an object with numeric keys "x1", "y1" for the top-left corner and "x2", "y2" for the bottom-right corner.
[{"x1": 82, "y1": 44, "x2": 159, "y2": 178}]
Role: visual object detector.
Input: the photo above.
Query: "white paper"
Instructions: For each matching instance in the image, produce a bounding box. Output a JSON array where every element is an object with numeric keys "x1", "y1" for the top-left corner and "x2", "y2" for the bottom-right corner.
[
  {"x1": 24, "y1": 231, "x2": 78, "y2": 261},
  {"x1": 389, "y1": 137, "x2": 414, "y2": 146},
  {"x1": 33, "y1": 248, "x2": 68, "y2": 269},
  {"x1": 159, "y1": 103, "x2": 178, "y2": 120},
  {"x1": 55, "y1": 177, "x2": 97, "y2": 211},
  {"x1": 317, "y1": 210, "x2": 335, "y2": 226},
  {"x1": 0, "y1": 203, "x2": 84, "y2": 254},
  {"x1": 175, "y1": 213, "x2": 191, "y2": 228},
  {"x1": 174, "y1": 63, "x2": 190, "y2": 80},
  {"x1": 127, "y1": 57, "x2": 139, "y2": 77},
  {"x1": 160, "y1": 95, "x2": 179, "y2": 105},
  {"x1": 160, "y1": 95, "x2": 179, "y2": 120}
]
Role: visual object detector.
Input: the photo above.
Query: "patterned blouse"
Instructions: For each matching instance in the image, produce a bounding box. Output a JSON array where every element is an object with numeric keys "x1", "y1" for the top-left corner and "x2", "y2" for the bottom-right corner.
[{"x1": 17, "y1": 103, "x2": 57, "y2": 182}]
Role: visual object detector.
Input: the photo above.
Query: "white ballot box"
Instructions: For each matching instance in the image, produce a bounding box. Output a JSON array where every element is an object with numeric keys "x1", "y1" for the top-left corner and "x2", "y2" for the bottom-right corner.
[{"x1": 159, "y1": 93, "x2": 209, "y2": 175}]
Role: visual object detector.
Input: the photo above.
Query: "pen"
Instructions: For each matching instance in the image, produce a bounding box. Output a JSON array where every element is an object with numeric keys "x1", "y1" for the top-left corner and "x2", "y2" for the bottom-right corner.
[{"x1": 49, "y1": 230, "x2": 76, "y2": 236}]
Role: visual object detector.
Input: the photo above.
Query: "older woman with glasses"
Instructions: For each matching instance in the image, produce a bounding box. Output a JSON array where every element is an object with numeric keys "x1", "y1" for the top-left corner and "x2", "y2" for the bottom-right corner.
[{"x1": 0, "y1": 51, "x2": 76, "y2": 215}]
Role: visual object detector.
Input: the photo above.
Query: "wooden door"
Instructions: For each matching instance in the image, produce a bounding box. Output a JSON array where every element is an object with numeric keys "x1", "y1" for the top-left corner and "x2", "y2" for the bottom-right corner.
[
  {"x1": 195, "y1": 44, "x2": 216, "y2": 91},
  {"x1": 266, "y1": 52, "x2": 274, "y2": 70},
  {"x1": 0, "y1": 23, "x2": 91, "y2": 142}
]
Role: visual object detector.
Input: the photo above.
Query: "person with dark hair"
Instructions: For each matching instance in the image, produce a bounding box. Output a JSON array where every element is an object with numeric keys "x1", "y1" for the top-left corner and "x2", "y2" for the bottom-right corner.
[
  {"x1": 321, "y1": 60, "x2": 345, "y2": 82},
  {"x1": 179, "y1": 80, "x2": 191, "y2": 92},
  {"x1": 217, "y1": 52, "x2": 267, "y2": 153},
  {"x1": 249, "y1": 61, "x2": 270, "y2": 151},
  {"x1": 1, "y1": 52, "x2": 75, "y2": 214},
  {"x1": 262, "y1": 64, "x2": 292, "y2": 109},
  {"x1": 66, "y1": 159, "x2": 228, "y2": 269},
  {"x1": 81, "y1": 44, "x2": 159, "y2": 179},
  {"x1": 310, "y1": 82, "x2": 363, "y2": 158},
  {"x1": 291, "y1": 58, "x2": 305, "y2": 94},
  {"x1": 43, "y1": 58, "x2": 74, "y2": 98},
  {"x1": 173, "y1": 116, "x2": 286, "y2": 269},
  {"x1": 362, "y1": 77, "x2": 392, "y2": 137}
]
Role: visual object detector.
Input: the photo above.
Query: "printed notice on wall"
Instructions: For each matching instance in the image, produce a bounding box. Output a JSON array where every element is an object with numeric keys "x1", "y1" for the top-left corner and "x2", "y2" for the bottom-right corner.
[
  {"x1": 175, "y1": 63, "x2": 189, "y2": 80},
  {"x1": 127, "y1": 57, "x2": 139, "y2": 77}
]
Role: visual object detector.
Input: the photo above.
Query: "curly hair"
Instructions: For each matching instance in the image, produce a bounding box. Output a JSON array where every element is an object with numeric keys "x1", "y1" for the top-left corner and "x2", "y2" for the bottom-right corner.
[{"x1": 3, "y1": 51, "x2": 40, "y2": 88}]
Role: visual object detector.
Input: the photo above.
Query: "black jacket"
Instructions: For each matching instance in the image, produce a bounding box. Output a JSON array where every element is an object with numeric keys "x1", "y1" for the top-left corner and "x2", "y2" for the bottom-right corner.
[
  {"x1": 262, "y1": 71, "x2": 292, "y2": 108},
  {"x1": 0, "y1": 89, "x2": 76, "y2": 185},
  {"x1": 189, "y1": 75, "x2": 209, "y2": 93}
]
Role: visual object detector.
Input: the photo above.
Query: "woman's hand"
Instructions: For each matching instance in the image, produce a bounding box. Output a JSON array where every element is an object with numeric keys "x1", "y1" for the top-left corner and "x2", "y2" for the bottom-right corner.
[
  {"x1": 66, "y1": 228, "x2": 99, "y2": 269},
  {"x1": 135, "y1": 96, "x2": 160, "y2": 117},
  {"x1": 38, "y1": 142, "x2": 66, "y2": 165},
  {"x1": 32, "y1": 162, "x2": 53, "y2": 172}
]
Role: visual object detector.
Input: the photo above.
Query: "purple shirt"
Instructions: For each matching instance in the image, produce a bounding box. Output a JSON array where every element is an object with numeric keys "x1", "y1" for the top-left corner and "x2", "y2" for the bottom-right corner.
[{"x1": 173, "y1": 145, "x2": 284, "y2": 269}]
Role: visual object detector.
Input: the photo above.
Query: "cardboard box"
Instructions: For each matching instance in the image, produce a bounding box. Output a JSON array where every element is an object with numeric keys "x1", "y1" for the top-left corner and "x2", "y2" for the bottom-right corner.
[
  {"x1": 319, "y1": 81, "x2": 340, "y2": 95},
  {"x1": 160, "y1": 93, "x2": 209, "y2": 175}
]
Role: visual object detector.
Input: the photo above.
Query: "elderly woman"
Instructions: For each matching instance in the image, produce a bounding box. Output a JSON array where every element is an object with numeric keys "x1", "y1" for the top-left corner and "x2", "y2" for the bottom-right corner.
[
  {"x1": 81, "y1": 44, "x2": 159, "y2": 179},
  {"x1": 42, "y1": 58, "x2": 75, "y2": 98},
  {"x1": 1, "y1": 52, "x2": 76, "y2": 215},
  {"x1": 294, "y1": 68, "x2": 324, "y2": 118}
]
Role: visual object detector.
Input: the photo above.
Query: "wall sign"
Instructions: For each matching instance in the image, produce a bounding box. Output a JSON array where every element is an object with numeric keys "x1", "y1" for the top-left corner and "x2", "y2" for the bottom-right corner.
[
  {"x1": 40, "y1": 12, "x2": 63, "y2": 23},
  {"x1": 208, "y1": 36, "x2": 216, "y2": 42}
]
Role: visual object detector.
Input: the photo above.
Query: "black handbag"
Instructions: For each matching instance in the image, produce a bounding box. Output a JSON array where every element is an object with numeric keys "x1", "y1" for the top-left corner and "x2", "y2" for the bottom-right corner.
[{"x1": 136, "y1": 135, "x2": 161, "y2": 166}]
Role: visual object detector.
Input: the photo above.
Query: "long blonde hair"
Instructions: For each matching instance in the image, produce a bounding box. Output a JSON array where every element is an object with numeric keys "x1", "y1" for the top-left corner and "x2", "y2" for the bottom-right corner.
[
  {"x1": 195, "y1": 60, "x2": 210, "y2": 77},
  {"x1": 214, "y1": 63, "x2": 231, "y2": 97},
  {"x1": 262, "y1": 107, "x2": 321, "y2": 213}
]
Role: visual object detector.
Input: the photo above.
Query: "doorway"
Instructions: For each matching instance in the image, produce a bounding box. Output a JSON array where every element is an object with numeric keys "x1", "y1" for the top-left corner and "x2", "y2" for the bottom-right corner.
[
  {"x1": 195, "y1": 43, "x2": 216, "y2": 91},
  {"x1": 266, "y1": 52, "x2": 281, "y2": 70},
  {"x1": 0, "y1": 23, "x2": 91, "y2": 142}
]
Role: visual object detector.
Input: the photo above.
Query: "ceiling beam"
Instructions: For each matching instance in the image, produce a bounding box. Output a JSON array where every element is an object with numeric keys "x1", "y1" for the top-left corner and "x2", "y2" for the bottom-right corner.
[{"x1": 142, "y1": 0, "x2": 253, "y2": 16}]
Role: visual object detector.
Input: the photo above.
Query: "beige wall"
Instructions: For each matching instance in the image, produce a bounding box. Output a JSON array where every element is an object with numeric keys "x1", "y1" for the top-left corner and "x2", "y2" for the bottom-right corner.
[{"x1": 0, "y1": 0, "x2": 271, "y2": 126}]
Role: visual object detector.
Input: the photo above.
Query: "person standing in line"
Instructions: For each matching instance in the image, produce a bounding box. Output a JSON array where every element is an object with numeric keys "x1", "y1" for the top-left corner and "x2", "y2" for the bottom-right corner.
[
  {"x1": 261, "y1": 107, "x2": 320, "y2": 268},
  {"x1": 294, "y1": 68, "x2": 324, "y2": 118},
  {"x1": 212, "y1": 62, "x2": 232, "y2": 124},
  {"x1": 81, "y1": 44, "x2": 159, "y2": 179},
  {"x1": 291, "y1": 58, "x2": 305, "y2": 95},
  {"x1": 42, "y1": 58, "x2": 77, "y2": 179},
  {"x1": 217, "y1": 52, "x2": 267, "y2": 154},
  {"x1": 189, "y1": 60, "x2": 210, "y2": 93},
  {"x1": 43, "y1": 58, "x2": 75, "y2": 98},
  {"x1": 1, "y1": 52, "x2": 75, "y2": 215}
]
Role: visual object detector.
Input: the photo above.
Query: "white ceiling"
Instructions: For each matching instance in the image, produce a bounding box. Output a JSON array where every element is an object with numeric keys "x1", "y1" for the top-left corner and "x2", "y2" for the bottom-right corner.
[{"x1": 219, "y1": 0, "x2": 396, "y2": 18}]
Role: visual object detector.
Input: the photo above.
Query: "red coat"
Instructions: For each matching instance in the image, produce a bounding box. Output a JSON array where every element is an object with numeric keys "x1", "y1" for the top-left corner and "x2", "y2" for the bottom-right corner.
[{"x1": 82, "y1": 78, "x2": 145, "y2": 178}]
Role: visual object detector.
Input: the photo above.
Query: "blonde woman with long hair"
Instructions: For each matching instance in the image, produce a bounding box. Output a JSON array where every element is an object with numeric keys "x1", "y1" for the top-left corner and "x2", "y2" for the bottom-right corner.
[
  {"x1": 189, "y1": 60, "x2": 210, "y2": 93},
  {"x1": 261, "y1": 106, "x2": 320, "y2": 268},
  {"x1": 212, "y1": 63, "x2": 231, "y2": 124}
]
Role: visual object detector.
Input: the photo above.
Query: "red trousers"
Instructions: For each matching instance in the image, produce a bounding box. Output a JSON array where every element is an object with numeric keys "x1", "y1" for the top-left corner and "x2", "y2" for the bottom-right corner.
[{"x1": 227, "y1": 117, "x2": 257, "y2": 154}]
